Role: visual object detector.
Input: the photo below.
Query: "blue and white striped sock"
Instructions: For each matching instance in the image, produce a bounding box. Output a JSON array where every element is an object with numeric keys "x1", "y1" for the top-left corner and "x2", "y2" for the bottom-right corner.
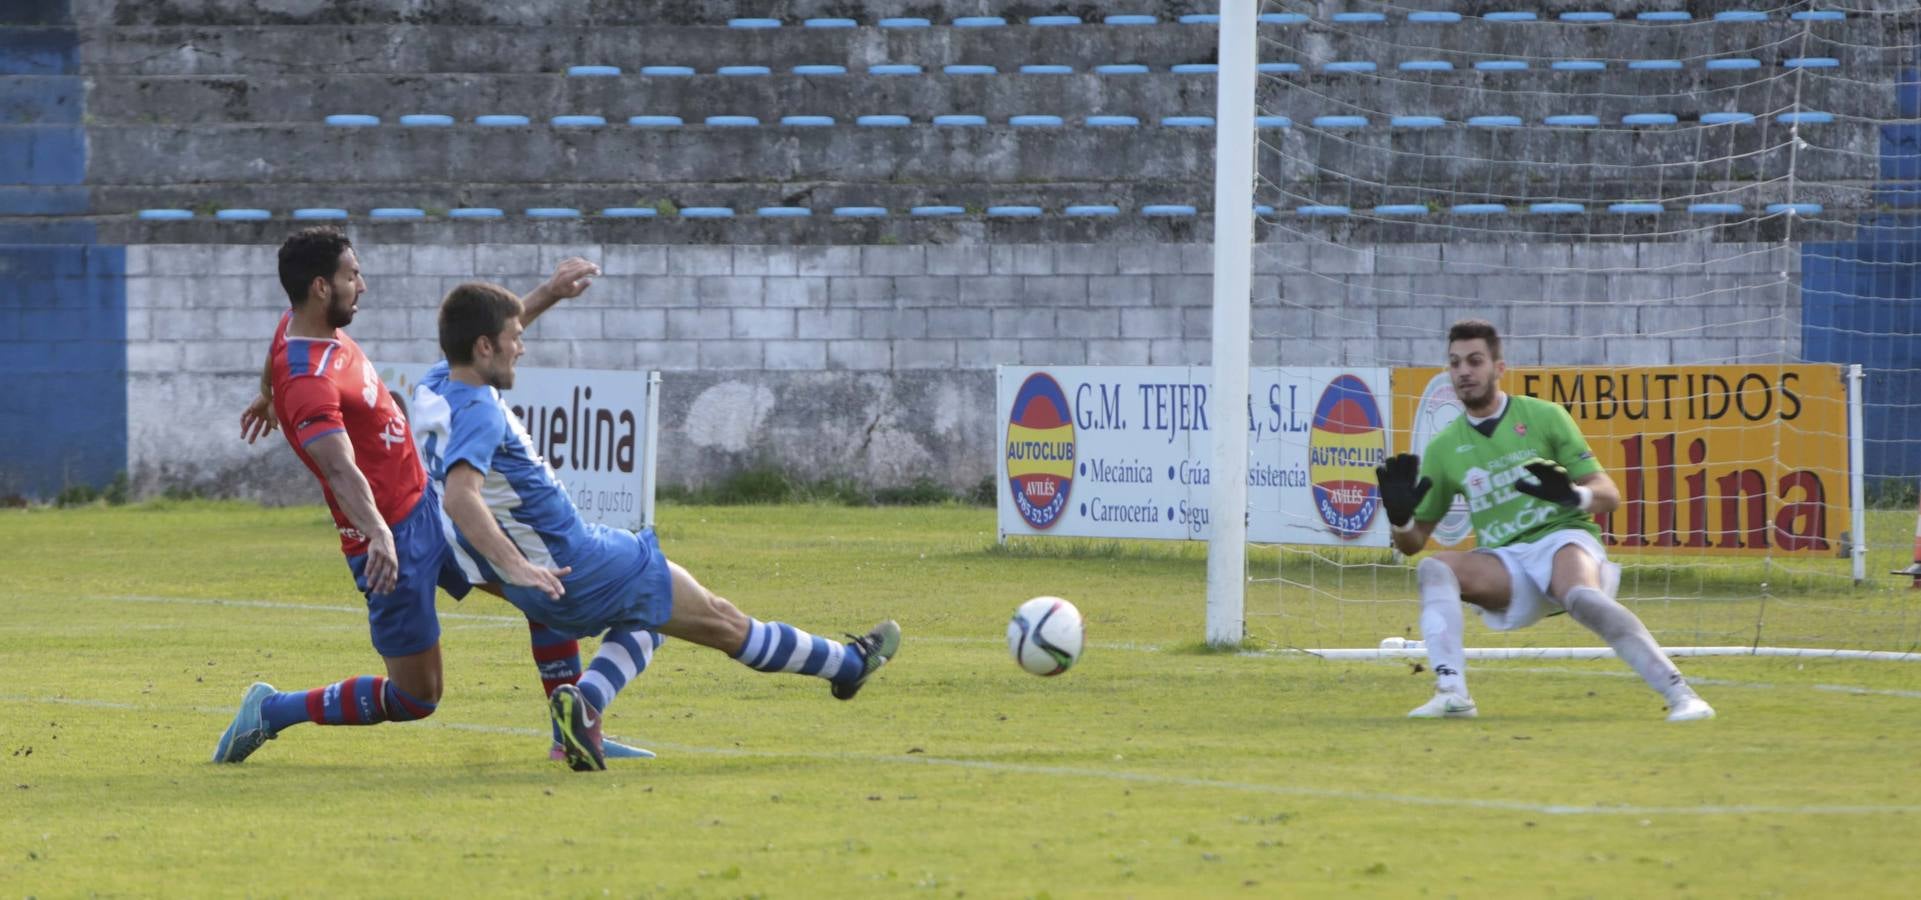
[
  {"x1": 577, "y1": 629, "x2": 662, "y2": 713},
  {"x1": 730, "y1": 618, "x2": 861, "y2": 684}
]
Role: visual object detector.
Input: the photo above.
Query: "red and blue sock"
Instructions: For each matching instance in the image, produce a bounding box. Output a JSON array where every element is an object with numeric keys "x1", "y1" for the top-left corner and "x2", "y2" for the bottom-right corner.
[
  {"x1": 259, "y1": 676, "x2": 436, "y2": 734},
  {"x1": 529, "y1": 620, "x2": 583, "y2": 745}
]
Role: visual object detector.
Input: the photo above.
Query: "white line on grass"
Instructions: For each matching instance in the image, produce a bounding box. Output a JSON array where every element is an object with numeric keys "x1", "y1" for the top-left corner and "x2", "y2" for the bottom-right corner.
[{"x1": 5, "y1": 693, "x2": 1913, "y2": 819}]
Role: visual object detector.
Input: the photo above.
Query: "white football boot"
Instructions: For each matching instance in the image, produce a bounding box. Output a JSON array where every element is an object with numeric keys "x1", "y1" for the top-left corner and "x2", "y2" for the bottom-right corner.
[
  {"x1": 1407, "y1": 692, "x2": 1479, "y2": 718},
  {"x1": 1666, "y1": 695, "x2": 1716, "y2": 722}
]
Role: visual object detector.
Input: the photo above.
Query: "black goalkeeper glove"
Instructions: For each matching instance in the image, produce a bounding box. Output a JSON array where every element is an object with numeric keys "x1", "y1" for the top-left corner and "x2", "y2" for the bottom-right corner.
[
  {"x1": 1374, "y1": 452, "x2": 1432, "y2": 528},
  {"x1": 1513, "y1": 458, "x2": 1588, "y2": 509}
]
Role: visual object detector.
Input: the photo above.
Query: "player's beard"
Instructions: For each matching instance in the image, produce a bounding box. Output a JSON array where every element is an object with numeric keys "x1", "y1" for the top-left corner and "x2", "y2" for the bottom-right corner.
[
  {"x1": 486, "y1": 361, "x2": 516, "y2": 391},
  {"x1": 1457, "y1": 378, "x2": 1497, "y2": 412},
  {"x1": 325, "y1": 291, "x2": 356, "y2": 329}
]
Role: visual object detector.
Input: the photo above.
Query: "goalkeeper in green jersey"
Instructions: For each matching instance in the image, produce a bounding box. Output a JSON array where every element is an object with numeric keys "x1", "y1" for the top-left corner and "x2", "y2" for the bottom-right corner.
[{"x1": 1374, "y1": 320, "x2": 1715, "y2": 722}]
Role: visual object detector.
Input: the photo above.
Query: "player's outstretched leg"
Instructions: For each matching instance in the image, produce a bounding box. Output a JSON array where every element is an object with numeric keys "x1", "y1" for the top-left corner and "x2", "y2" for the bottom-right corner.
[
  {"x1": 1562, "y1": 586, "x2": 1714, "y2": 722},
  {"x1": 213, "y1": 674, "x2": 437, "y2": 763},
  {"x1": 549, "y1": 683, "x2": 605, "y2": 772},
  {"x1": 1409, "y1": 557, "x2": 1476, "y2": 718},
  {"x1": 662, "y1": 560, "x2": 903, "y2": 700}
]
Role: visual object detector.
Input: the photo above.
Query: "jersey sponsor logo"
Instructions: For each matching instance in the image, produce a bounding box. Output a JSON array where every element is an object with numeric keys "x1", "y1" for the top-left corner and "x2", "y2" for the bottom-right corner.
[
  {"x1": 1005, "y1": 372, "x2": 1075, "y2": 529},
  {"x1": 1308, "y1": 374, "x2": 1386, "y2": 539}
]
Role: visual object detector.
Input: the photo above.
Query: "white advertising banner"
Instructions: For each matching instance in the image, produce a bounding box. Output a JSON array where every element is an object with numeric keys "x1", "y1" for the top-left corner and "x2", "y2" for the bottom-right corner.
[
  {"x1": 379, "y1": 363, "x2": 661, "y2": 532},
  {"x1": 997, "y1": 366, "x2": 1393, "y2": 547}
]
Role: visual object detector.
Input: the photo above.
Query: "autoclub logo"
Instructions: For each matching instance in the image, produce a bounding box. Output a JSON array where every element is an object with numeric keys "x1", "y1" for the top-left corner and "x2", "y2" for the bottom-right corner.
[
  {"x1": 1005, "y1": 372, "x2": 1076, "y2": 529},
  {"x1": 1308, "y1": 374, "x2": 1387, "y2": 539}
]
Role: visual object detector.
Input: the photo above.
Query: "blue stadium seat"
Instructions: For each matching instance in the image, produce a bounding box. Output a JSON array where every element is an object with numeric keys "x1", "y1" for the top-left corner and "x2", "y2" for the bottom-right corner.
[
  {"x1": 1608, "y1": 202, "x2": 1665, "y2": 214},
  {"x1": 1785, "y1": 58, "x2": 1840, "y2": 69},
  {"x1": 449, "y1": 208, "x2": 504, "y2": 218},
  {"x1": 706, "y1": 116, "x2": 761, "y2": 127},
  {"x1": 370, "y1": 208, "x2": 425, "y2": 219},
  {"x1": 324, "y1": 114, "x2": 380, "y2": 126},
  {"x1": 215, "y1": 208, "x2": 269, "y2": 221},
  {"x1": 780, "y1": 115, "x2": 836, "y2": 126},
  {"x1": 1409, "y1": 12, "x2": 1461, "y2": 24},
  {"x1": 1629, "y1": 60, "x2": 1683, "y2": 70},
  {"x1": 551, "y1": 115, "x2": 606, "y2": 127},
  {"x1": 526, "y1": 208, "x2": 580, "y2": 218},
  {"x1": 1313, "y1": 115, "x2": 1368, "y2": 128},
  {"x1": 1253, "y1": 204, "x2": 1276, "y2": 216},
  {"x1": 399, "y1": 114, "x2": 454, "y2": 126},
  {"x1": 1792, "y1": 11, "x2": 1846, "y2": 21},
  {"x1": 1706, "y1": 58, "x2": 1762, "y2": 70},
  {"x1": 1333, "y1": 12, "x2": 1385, "y2": 23},
  {"x1": 1086, "y1": 115, "x2": 1141, "y2": 127},
  {"x1": 1161, "y1": 116, "x2": 1214, "y2": 128},
  {"x1": 793, "y1": 65, "x2": 848, "y2": 75},
  {"x1": 944, "y1": 65, "x2": 998, "y2": 75},
  {"x1": 1297, "y1": 205, "x2": 1351, "y2": 216},
  {"x1": 1257, "y1": 62, "x2": 1302, "y2": 73},
  {"x1": 1259, "y1": 13, "x2": 1307, "y2": 25},
  {"x1": 1104, "y1": 15, "x2": 1158, "y2": 26},
  {"x1": 1399, "y1": 60, "x2": 1454, "y2": 72},
  {"x1": 567, "y1": 65, "x2": 621, "y2": 76},
  {"x1": 1066, "y1": 205, "x2": 1121, "y2": 216},
  {"x1": 1468, "y1": 115, "x2": 1523, "y2": 127},
  {"x1": 729, "y1": 18, "x2": 781, "y2": 29},
  {"x1": 640, "y1": 66, "x2": 694, "y2": 76},
  {"x1": 1637, "y1": 12, "x2": 1691, "y2": 22},
  {"x1": 954, "y1": 17, "x2": 1006, "y2": 28},
  {"x1": 1179, "y1": 14, "x2": 1219, "y2": 25},
  {"x1": 756, "y1": 207, "x2": 811, "y2": 218},
  {"x1": 1096, "y1": 64, "x2": 1150, "y2": 74},
  {"x1": 858, "y1": 115, "x2": 913, "y2": 127},
  {"x1": 1142, "y1": 205, "x2": 1197, "y2": 217},
  {"x1": 1392, "y1": 115, "x2": 1446, "y2": 128},
  {"x1": 1701, "y1": 112, "x2": 1756, "y2": 125},
  {"x1": 803, "y1": 18, "x2": 855, "y2": 28},
  {"x1": 600, "y1": 207, "x2": 656, "y2": 218},
  {"x1": 1021, "y1": 65, "x2": 1075, "y2": 74},
  {"x1": 1622, "y1": 113, "x2": 1679, "y2": 126},
  {"x1": 1552, "y1": 60, "x2": 1607, "y2": 71},
  {"x1": 1714, "y1": 11, "x2": 1768, "y2": 23},
  {"x1": 628, "y1": 115, "x2": 684, "y2": 127},
  {"x1": 988, "y1": 206, "x2": 1043, "y2": 217},
  {"x1": 1530, "y1": 203, "x2": 1584, "y2": 214},
  {"x1": 911, "y1": 206, "x2": 965, "y2": 216},
  {"x1": 833, "y1": 207, "x2": 887, "y2": 217},
  {"x1": 1475, "y1": 60, "x2": 1529, "y2": 72},
  {"x1": 292, "y1": 208, "x2": 347, "y2": 220},
  {"x1": 1451, "y1": 203, "x2": 1507, "y2": 215},
  {"x1": 933, "y1": 114, "x2": 987, "y2": 126},
  {"x1": 1323, "y1": 61, "x2": 1377, "y2": 73},
  {"x1": 1766, "y1": 203, "x2": 1823, "y2": 215},
  {"x1": 1255, "y1": 115, "x2": 1292, "y2": 128},
  {"x1": 1010, "y1": 115, "x2": 1065, "y2": 127},
  {"x1": 1171, "y1": 64, "x2": 1219, "y2": 74},
  {"x1": 1689, "y1": 203, "x2": 1744, "y2": 214},
  {"x1": 1778, "y1": 111, "x2": 1834, "y2": 124},
  {"x1": 475, "y1": 115, "x2": 530, "y2": 126},
  {"x1": 718, "y1": 66, "x2": 771, "y2": 77},
  {"x1": 879, "y1": 18, "x2": 931, "y2": 28},
  {"x1": 869, "y1": 64, "x2": 923, "y2": 76},
  {"x1": 1484, "y1": 12, "x2": 1537, "y2": 21},
  {"x1": 1028, "y1": 16, "x2": 1081, "y2": 26},
  {"x1": 680, "y1": 207, "x2": 735, "y2": 218},
  {"x1": 1545, "y1": 114, "x2": 1601, "y2": 126},
  {"x1": 1560, "y1": 12, "x2": 1616, "y2": 23},
  {"x1": 1373, "y1": 204, "x2": 1429, "y2": 216}
]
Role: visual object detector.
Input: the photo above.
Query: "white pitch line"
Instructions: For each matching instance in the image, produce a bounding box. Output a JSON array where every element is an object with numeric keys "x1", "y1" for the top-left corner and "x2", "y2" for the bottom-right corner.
[{"x1": 4, "y1": 693, "x2": 1915, "y2": 819}]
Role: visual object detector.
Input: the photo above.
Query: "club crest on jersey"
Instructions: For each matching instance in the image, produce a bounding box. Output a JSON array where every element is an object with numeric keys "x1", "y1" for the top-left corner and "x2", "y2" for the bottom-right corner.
[
  {"x1": 1005, "y1": 372, "x2": 1075, "y2": 529},
  {"x1": 1514, "y1": 423, "x2": 1528, "y2": 437},
  {"x1": 1308, "y1": 374, "x2": 1386, "y2": 539}
]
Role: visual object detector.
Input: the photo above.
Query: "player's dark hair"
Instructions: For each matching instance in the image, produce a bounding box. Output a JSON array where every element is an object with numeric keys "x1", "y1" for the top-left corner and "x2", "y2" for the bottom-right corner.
[
  {"x1": 1447, "y1": 318, "x2": 1502, "y2": 360},
  {"x1": 440, "y1": 282, "x2": 523, "y2": 365},
  {"x1": 276, "y1": 227, "x2": 353, "y2": 306}
]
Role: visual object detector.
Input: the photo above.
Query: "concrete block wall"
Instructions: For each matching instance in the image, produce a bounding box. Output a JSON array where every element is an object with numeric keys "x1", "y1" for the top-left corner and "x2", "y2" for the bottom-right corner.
[{"x1": 120, "y1": 240, "x2": 1802, "y2": 503}]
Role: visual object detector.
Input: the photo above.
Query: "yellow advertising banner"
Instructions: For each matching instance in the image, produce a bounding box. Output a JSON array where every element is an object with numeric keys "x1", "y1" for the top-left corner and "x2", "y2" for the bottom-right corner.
[{"x1": 1391, "y1": 365, "x2": 1852, "y2": 557}]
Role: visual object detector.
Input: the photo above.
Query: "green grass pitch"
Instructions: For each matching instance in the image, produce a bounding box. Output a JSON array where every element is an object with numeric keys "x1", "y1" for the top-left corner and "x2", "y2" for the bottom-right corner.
[{"x1": 3, "y1": 501, "x2": 1919, "y2": 897}]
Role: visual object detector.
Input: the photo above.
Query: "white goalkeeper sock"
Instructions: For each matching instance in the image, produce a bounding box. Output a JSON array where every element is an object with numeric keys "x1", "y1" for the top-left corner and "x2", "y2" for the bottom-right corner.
[
  {"x1": 1416, "y1": 558, "x2": 1468, "y2": 696},
  {"x1": 1563, "y1": 585, "x2": 1694, "y2": 703}
]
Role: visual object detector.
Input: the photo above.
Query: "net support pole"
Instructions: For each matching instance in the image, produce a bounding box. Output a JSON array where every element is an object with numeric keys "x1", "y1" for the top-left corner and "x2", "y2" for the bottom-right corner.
[
  {"x1": 1847, "y1": 364, "x2": 1866, "y2": 583},
  {"x1": 1205, "y1": 0, "x2": 1257, "y2": 647}
]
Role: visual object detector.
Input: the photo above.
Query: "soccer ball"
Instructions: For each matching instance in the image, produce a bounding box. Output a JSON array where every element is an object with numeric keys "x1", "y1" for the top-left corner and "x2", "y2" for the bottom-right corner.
[{"x1": 1007, "y1": 596, "x2": 1084, "y2": 676}]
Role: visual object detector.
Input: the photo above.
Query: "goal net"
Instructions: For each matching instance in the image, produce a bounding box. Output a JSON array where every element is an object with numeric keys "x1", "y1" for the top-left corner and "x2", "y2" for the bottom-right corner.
[{"x1": 1223, "y1": 2, "x2": 1921, "y2": 657}]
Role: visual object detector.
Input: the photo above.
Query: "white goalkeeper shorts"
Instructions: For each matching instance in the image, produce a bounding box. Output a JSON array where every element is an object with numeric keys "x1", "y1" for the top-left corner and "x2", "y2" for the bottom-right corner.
[{"x1": 1470, "y1": 528, "x2": 1620, "y2": 632}]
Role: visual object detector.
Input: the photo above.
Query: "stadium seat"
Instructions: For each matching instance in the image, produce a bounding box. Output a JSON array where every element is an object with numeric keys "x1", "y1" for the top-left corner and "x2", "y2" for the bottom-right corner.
[
  {"x1": 1179, "y1": 15, "x2": 1219, "y2": 25},
  {"x1": 1560, "y1": 12, "x2": 1615, "y2": 23},
  {"x1": 214, "y1": 209, "x2": 270, "y2": 221},
  {"x1": 1545, "y1": 115, "x2": 1601, "y2": 126},
  {"x1": 718, "y1": 66, "x2": 771, "y2": 77},
  {"x1": 1475, "y1": 60, "x2": 1529, "y2": 71},
  {"x1": 954, "y1": 17, "x2": 1006, "y2": 28},
  {"x1": 792, "y1": 65, "x2": 848, "y2": 75},
  {"x1": 131, "y1": 210, "x2": 186, "y2": 223},
  {"x1": 933, "y1": 115, "x2": 987, "y2": 127},
  {"x1": 1104, "y1": 15, "x2": 1158, "y2": 26},
  {"x1": 1333, "y1": 12, "x2": 1386, "y2": 23},
  {"x1": 1714, "y1": 11, "x2": 1769, "y2": 22},
  {"x1": 1552, "y1": 60, "x2": 1607, "y2": 71},
  {"x1": 1766, "y1": 203, "x2": 1823, "y2": 215},
  {"x1": 1701, "y1": 112, "x2": 1757, "y2": 125},
  {"x1": 475, "y1": 115, "x2": 530, "y2": 126},
  {"x1": 1484, "y1": 12, "x2": 1537, "y2": 21},
  {"x1": 1255, "y1": 115, "x2": 1292, "y2": 129},
  {"x1": 987, "y1": 206, "x2": 1043, "y2": 217},
  {"x1": 370, "y1": 208, "x2": 425, "y2": 219},
  {"x1": 680, "y1": 207, "x2": 734, "y2": 218},
  {"x1": 1530, "y1": 203, "x2": 1584, "y2": 214},
  {"x1": 1171, "y1": 64, "x2": 1219, "y2": 74},
  {"x1": 1028, "y1": 16, "x2": 1081, "y2": 26},
  {"x1": 1253, "y1": 204, "x2": 1276, "y2": 216},
  {"x1": 449, "y1": 207, "x2": 504, "y2": 218},
  {"x1": 1689, "y1": 203, "x2": 1744, "y2": 214},
  {"x1": 292, "y1": 208, "x2": 347, "y2": 220},
  {"x1": 1065, "y1": 205, "x2": 1120, "y2": 216},
  {"x1": 1161, "y1": 116, "x2": 1214, "y2": 128},
  {"x1": 1096, "y1": 64, "x2": 1150, "y2": 75},
  {"x1": 1142, "y1": 205, "x2": 1197, "y2": 216},
  {"x1": 1785, "y1": 58, "x2": 1841, "y2": 69},
  {"x1": 1451, "y1": 203, "x2": 1507, "y2": 215},
  {"x1": 878, "y1": 18, "x2": 931, "y2": 28},
  {"x1": 1021, "y1": 65, "x2": 1074, "y2": 74},
  {"x1": 1623, "y1": 113, "x2": 1679, "y2": 126},
  {"x1": 566, "y1": 65, "x2": 621, "y2": 76},
  {"x1": 858, "y1": 115, "x2": 912, "y2": 127},
  {"x1": 1779, "y1": 111, "x2": 1834, "y2": 124},
  {"x1": 756, "y1": 207, "x2": 811, "y2": 217},
  {"x1": 1323, "y1": 61, "x2": 1377, "y2": 73},
  {"x1": 1629, "y1": 60, "x2": 1683, "y2": 70},
  {"x1": 1792, "y1": 11, "x2": 1846, "y2": 21},
  {"x1": 1313, "y1": 115, "x2": 1368, "y2": 128},
  {"x1": 1392, "y1": 115, "x2": 1446, "y2": 128},
  {"x1": 944, "y1": 65, "x2": 998, "y2": 75},
  {"x1": 1010, "y1": 115, "x2": 1064, "y2": 127},
  {"x1": 1257, "y1": 62, "x2": 1302, "y2": 73},
  {"x1": 1637, "y1": 12, "x2": 1691, "y2": 22},
  {"x1": 551, "y1": 115, "x2": 606, "y2": 127},
  {"x1": 1297, "y1": 205, "x2": 1351, "y2": 216},
  {"x1": 628, "y1": 115, "x2": 684, "y2": 127},
  {"x1": 780, "y1": 115, "x2": 835, "y2": 127},
  {"x1": 728, "y1": 18, "x2": 781, "y2": 29},
  {"x1": 910, "y1": 206, "x2": 965, "y2": 216},
  {"x1": 640, "y1": 66, "x2": 694, "y2": 76},
  {"x1": 324, "y1": 114, "x2": 380, "y2": 126},
  {"x1": 1086, "y1": 115, "x2": 1141, "y2": 127},
  {"x1": 1468, "y1": 115, "x2": 1523, "y2": 127},
  {"x1": 526, "y1": 208, "x2": 581, "y2": 218},
  {"x1": 706, "y1": 116, "x2": 760, "y2": 127},
  {"x1": 399, "y1": 114, "x2": 454, "y2": 126},
  {"x1": 1399, "y1": 60, "x2": 1454, "y2": 72},
  {"x1": 1408, "y1": 12, "x2": 1461, "y2": 24},
  {"x1": 833, "y1": 207, "x2": 887, "y2": 217},
  {"x1": 869, "y1": 65, "x2": 923, "y2": 76},
  {"x1": 1259, "y1": 13, "x2": 1307, "y2": 25},
  {"x1": 1706, "y1": 59, "x2": 1762, "y2": 70},
  {"x1": 1373, "y1": 204, "x2": 1429, "y2": 216},
  {"x1": 1608, "y1": 202, "x2": 1665, "y2": 214},
  {"x1": 803, "y1": 18, "x2": 855, "y2": 28}
]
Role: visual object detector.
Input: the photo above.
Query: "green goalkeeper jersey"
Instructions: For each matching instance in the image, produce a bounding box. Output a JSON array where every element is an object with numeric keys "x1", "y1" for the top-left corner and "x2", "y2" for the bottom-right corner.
[{"x1": 1411, "y1": 393, "x2": 1604, "y2": 548}]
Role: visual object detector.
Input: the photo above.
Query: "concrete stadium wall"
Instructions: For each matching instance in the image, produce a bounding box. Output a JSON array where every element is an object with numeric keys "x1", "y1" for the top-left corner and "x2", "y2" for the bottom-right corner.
[{"x1": 120, "y1": 240, "x2": 1799, "y2": 504}]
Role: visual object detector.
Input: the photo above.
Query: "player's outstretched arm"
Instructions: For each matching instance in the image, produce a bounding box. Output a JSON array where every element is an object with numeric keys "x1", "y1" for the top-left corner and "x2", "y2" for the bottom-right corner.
[
  {"x1": 518, "y1": 257, "x2": 600, "y2": 328},
  {"x1": 442, "y1": 462, "x2": 572, "y2": 600},
  {"x1": 305, "y1": 432, "x2": 398, "y2": 593},
  {"x1": 1375, "y1": 452, "x2": 1437, "y2": 556}
]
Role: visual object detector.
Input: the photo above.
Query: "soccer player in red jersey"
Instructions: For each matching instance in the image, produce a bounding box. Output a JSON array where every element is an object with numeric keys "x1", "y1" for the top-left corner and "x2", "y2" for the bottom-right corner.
[{"x1": 213, "y1": 227, "x2": 643, "y2": 763}]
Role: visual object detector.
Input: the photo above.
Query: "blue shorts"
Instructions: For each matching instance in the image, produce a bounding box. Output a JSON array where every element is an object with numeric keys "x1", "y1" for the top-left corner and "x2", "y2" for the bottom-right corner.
[
  {"x1": 502, "y1": 524, "x2": 675, "y2": 639},
  {"x1": 347, "y1": 486, "x2": 472, "y2": 657}
]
